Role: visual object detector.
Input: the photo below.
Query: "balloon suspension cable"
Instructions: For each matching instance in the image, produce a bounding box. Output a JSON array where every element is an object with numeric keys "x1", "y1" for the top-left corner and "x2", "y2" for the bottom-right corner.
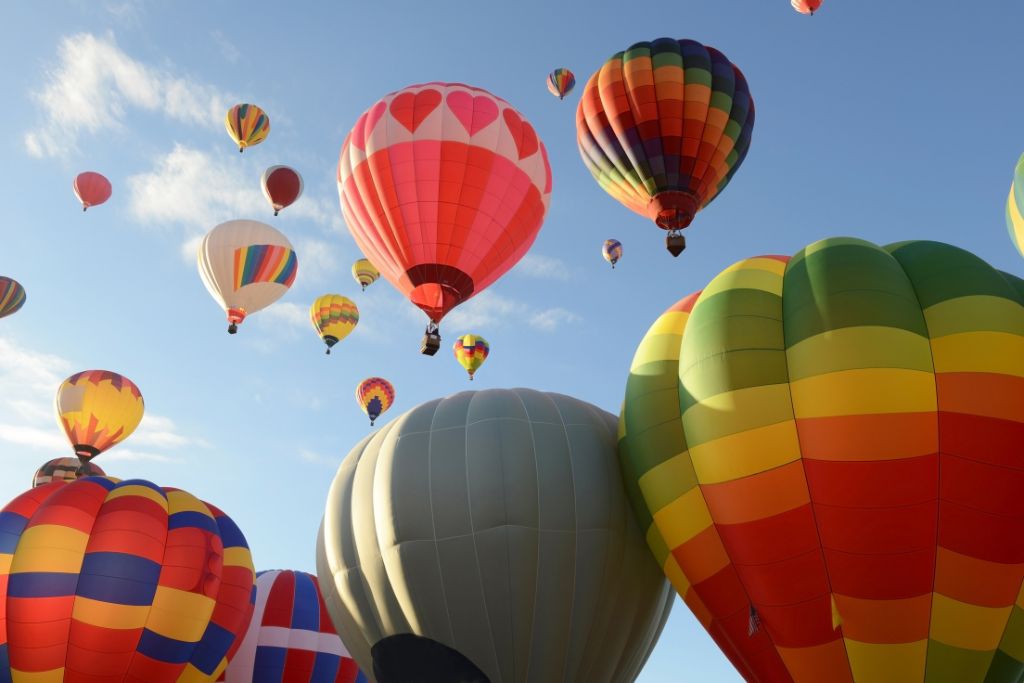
[{"x1": 228, "y1": 322, "x2": 238, "y2": 334}]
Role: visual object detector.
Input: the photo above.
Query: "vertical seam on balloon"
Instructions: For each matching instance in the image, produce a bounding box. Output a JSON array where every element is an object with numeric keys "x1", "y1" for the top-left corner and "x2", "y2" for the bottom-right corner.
[
  {"x1": 346, "y1": 430, "x2": 390, "y2": 648},
  {"x1": 510, "y1": 388, "x2": 541, "y2": 682},
  {"x1": 690, "y1": 43, "x2": 720, "y2": 205},
  {"x1": 779, "y1": 252, "x2": 856, "y2": 683},
  {"x1": 282, "y1": 571, "x2": 302, "y2": 681},
  {"x1": 368, "y1": 420, "x2": 406, "y2": 639},
  {"x1": 463, "y1": 390, "x2": 504, "y2": 680},
  {"x1": 424, "y1": 393, "x2": 457, "y2": 646}
]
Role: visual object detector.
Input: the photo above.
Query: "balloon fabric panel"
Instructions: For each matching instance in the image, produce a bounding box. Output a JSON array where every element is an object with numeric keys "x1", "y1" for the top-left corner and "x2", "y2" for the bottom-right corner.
[
  {"x1": 0, "y1": 278, "x2": 26, "y2": 319},
  {"x1": 620, "y1": 238, "x2": 1024, "y2": 682},
  {"x1": 233, "y1": 245, "x2": 298, "y2": 290}
]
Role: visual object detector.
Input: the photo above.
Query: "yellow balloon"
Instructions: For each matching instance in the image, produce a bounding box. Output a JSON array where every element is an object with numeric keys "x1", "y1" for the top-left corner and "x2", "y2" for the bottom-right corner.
[
  {"x1": 55, "y1": 370, "x2": 144, "y2": 460},
  {"x1": 310, "y1": 294, "x2": 359, "y2": 354},
  {"x1": 351, "y1": 258, "x2": 379, "y2": 291},
  {"x1": 225, "y1": 103, "x2": 269, "y2": 152}
]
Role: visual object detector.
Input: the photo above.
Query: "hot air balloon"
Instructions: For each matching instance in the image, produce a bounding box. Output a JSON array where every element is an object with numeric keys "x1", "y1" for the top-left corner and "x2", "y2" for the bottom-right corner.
[
  {"x1": 261, "y1": 165, "x2": 304, "y2": 216},
  {"x1": 1007, "y1": 153, "x2": 1024, "y2": 258},
  {"x1": 0, "y1": 276, "x2": 26, "y2": 319},
  {"x1": 0, "y1": 476, "x2": 256, "y2": 682},
  {"x1": 452, "y1": 334, "x2": 489, "y2": 380},
  {"x1": 225, "y1": 103, "x2": 270, "y2": 152},
  {"x1": 55, "y1": 370, "x2": 144, "y2": 461},
  {"x1": 620, "y1": 237, "x2": 1024, "y2": 682},
  {"x1": 792, "y1": 0, "x2": 823, "y2": 14},
  {"x1": 603, "y1": 239, "x2": 622, "y2": 268},
  {"x1": 74, "y1": 171, "x2": 112, "y2": 211},
  {"x1": 221, "y1": 570, "x2": 366, "y2": 683},
  {"x1": 355, "y1": 377, "x2": 393, "y2": 426},
  {"x1": 351, "y1": 259, "x2": 379, "y2": 291},
  {"x1": 311, "y1": 294, "x2": 359, "y2": 354},
  {"x1": 197, "y1": 219, "x2": 298, "y2": 334},
  {"x1": 576, "y1": 38, "x2": 755, "y2": 256},
  {"x1": 337, "y1": 82, "x2": 552, "y2": 355},
  {"x1": 32, "y1": 456, "x2": 105, "y2": 487},
  {"x1": 317, "y1": 388, "x2": 674, "y2": 683},
  {"x1": 547, "y1": 67, "x2": 576, "y2": 100}
]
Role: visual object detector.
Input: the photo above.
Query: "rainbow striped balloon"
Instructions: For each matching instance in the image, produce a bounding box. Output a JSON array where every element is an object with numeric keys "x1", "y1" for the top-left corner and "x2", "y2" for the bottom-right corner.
[
  {"x1": 546, "y1": 67, "x2": 575, "y2": 100},
  {"x1": 0, "y1": 477, "x2": 256, "y2": 681},
  {"x1": 225, "y1": 103, "x2": 270, "y2": 153},
  {"x1": 221, "y1": 570, "x2": 366, "y2": 683},
  {"x1": 0, "y1": 277, "x2": 25, "y2": 320}
]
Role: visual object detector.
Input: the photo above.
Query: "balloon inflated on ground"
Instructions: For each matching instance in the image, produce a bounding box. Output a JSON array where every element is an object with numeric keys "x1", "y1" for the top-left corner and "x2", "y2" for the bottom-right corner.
[
  {"x1": 0, "y1": 477, "x2": 256, "y2": 681},
  {"x1": 337, "y1": 82, "x2": 552, "y2": 355},
  {"x1": 576, "y1": 38, "x2": 754, "y2": 256},
  {"x1": 55, "y1": 369, "x2": 144, "y2": 461},
  {"x1": 620, "y1": 237, "x2": 1024, "y2": 682},
  {"x1": 318, "y1": 388, "x2": 674, "y2": 683},
  {"x1": 197, "y1": 219, "x2": 298, "y2": 334}
]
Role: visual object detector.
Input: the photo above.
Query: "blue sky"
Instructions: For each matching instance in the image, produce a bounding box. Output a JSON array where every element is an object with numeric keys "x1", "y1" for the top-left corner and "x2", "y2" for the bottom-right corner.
[{"x1": 1, "y1": 1, "x2": 1023, "y2": 681}]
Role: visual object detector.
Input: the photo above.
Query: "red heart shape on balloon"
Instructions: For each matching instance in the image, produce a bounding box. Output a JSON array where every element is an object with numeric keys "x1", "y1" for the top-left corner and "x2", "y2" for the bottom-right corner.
[
  {"x1": 503, "y1": 108, "x2": 539, "y2": 160},
  {"x1": 390, "y1": 89, "x2": 442, "y2": 134},
  {"x1": 446, "y1": 91, "x2": 499, "y2": 136},
  {"x1": 351, "y1": 100, "x2": 387, "y2": 151}
]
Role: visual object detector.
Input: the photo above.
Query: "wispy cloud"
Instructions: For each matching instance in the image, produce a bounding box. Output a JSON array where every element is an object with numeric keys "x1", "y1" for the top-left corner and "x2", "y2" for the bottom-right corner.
[
  {"x1": 297, "y1": 448, "x2": 339, "y2": 468},
  {"x1": 444, "y1": 290, "x2": 581, "y2": 332},
  {"x1": 512, "y1": 253, "x2": 572, "y2": 281},
  {"x1": 210, "y1": 30, "x2": 240, "y2": 63},
  {"x1": 25, "y1": 32, "x2": 231, "y2": 158}
]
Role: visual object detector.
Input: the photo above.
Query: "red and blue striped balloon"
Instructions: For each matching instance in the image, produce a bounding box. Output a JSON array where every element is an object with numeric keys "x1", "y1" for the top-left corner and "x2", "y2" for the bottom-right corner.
[{"x1": 222, "y1": 569, "x2": 365, "y2": 683}]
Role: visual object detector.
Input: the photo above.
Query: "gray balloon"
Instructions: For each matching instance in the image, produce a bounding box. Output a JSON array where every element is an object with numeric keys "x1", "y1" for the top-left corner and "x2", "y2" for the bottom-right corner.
[{"x1": 317, "y1": 388, "x2": 673, "y2": 683}]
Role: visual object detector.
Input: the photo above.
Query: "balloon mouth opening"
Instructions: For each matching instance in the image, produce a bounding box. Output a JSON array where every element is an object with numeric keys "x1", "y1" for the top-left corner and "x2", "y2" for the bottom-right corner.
[
  {"x1": 647, "y1": 191, "x2": 698, "y2": 231},
  {"x1": 371, "y1": 633, "x2": 491, "y2": 683},
  {"x1": 324, "y1": 336, "x2": 339, "y2": 355},
  {"x1": 406, "y1": 264, "x2": 474, "y2": 323},
  {"x1": 360, "y1": 283, "x2": 368, "y2": 291},
  {"x1": 73, "y1": 445, "x2": 100, "y2": 461},
  {"x1": 227, "y1": 308, "x2": 246, "y2": 334}
]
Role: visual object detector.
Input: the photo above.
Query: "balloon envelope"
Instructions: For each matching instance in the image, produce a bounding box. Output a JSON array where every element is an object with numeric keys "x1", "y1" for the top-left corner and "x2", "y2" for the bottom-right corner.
[
  {"x1": 355, "y1": 377, "x2": 394, "y2": 425},
  {"x1": 262, "y1": 165, "x2": 304, "y2": 215},
  {"x1": 620, "y1": 237, "x2": 1024, "y2": 682},
  {"x1": 74, "y1": 171, "x2": 112, "y2": 210},
  {"x1": 351, "y1": 259, "x2": 380, "y2": 291},
  {"x1": 1007, "y1": 153, "x2": 1024, "y2": 258},
  {"x1": 452, "y1": 334, "x2": 489, "y2": 379},
  {"x1": 32, "y1": 456, "x2": 105, "y2": 487},
  {"x1": 602, "y1": 239, "x2": 622, "y2": 267},
  {"x1": 197, "y1": 219, "x2": 298, "y2": 333},
  {"x1": 318, "y1": 388, "x2": 673, "y2": 683},
  {"x1": 0, "y1": 477, "x2": 255, "y2": 682},
  {"x1": 546, "y1": 67, "x2": 575, "y2": 99},
  {"x1": 222, "y1": 569, "x2": 365, "y2": 683},
  {"x1": 311, "y1": 294, "x2": 359, "y2": 354},
  {"x1": 55, "y1": 369, "x2": 144, "y2": 460},
  {"x1": 792, "y1": 0, "x2": 823, "y2": 13},
  {"x1": 338, "y1": 82, "x2": 552, "y2": 325},
  {"x1": 0, "y1": 276, "x2": 26, "y2": 319},
  {"x1": 225, "y1": 103, "x2": 270, "y2": 152},
  {"x1": 576, "y1": 38, "x2": 754, "y2": 248}
]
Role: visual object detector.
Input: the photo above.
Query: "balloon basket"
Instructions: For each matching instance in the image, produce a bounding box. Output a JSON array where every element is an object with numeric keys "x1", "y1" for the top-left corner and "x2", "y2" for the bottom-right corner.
[
  {"x1": 421, "y1": 332, "x2": 441, "y2": 356},
  {"x1": 666, "y1": 232, "x2": 686, "y2": 257}
]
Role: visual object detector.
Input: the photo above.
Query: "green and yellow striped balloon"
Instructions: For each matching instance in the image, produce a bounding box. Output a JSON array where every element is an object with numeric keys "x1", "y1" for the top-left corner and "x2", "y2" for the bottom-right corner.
[{"x1": 620, "y1": 237, "x2": 1024, "y2": 682}]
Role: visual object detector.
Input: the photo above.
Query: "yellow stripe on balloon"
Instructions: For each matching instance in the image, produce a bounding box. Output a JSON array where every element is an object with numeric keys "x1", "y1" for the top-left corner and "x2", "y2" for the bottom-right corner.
[
  {"x1": 652, "y1": 488, "x2": 713, "y2": 549},
  {"x1": 106, "y1": 483, "x2": 168, "y2": 510},
  {"x1": 10, "y1": 667, "x2": 67, "y2": 682},
  {"x1": 1009, "y1": 187, "x2": 1024, "y2": 255},
  {"x1": 0, "y1": 552, "x2": 12, "y2": 575},
  {"x1": 930, "y1": 332, "x2": 1024, "y2": 376},
  {"x1": 698, "y1": 261, "x2": 785, "y2": 300},
  {"x1": 689, "y1": 420, "x2": 801, "y2": 485},
  {"x1": 923, "y1": 296, "x2": 1024, "y2": 338},
  {"x1": 843, "y1": 639, "x2": 926, "y2": 682},
  {"x1": 638, "y1": 453, "x2": 699, "y2": 513},
  {"x1": 681, "y1": 383, "x2": 796, "y2": 447},
  {"x1": 10, "y1": 525, "x2": 89, "y2": 573},
  {"x1": 223, "y1": 546, "x2": 253, "y2": 568},
  {"x1": 930, "y1": 594, "x2": 1012, "y2": 651},
  {"x1": 147, "y1": 586, "x2": 215, "y2": 641},
  {"x1": 789, "y1": 368, "x2": 937, "y2": 417},
  {"x1": 72, "y1": 596, "x2": 150, "y2": 629},
  {"x1": 165, "y1": 489, "x2": 212, "y2": 517},
  {"x1": 785, "y1": 327, "x2": 934, "y2": 381}
]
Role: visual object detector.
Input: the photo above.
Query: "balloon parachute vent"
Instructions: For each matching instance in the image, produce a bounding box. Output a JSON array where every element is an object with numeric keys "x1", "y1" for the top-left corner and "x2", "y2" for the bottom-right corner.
[
  {"x1": 666, "y1": 232, "x2": 686, "y2": 257},
  {"x1": 228, "y1": 323, "x2": 238, "y2": 334}
]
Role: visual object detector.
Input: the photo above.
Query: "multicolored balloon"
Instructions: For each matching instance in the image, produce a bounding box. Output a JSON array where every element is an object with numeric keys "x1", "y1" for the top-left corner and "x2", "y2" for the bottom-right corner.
[
  {"x1": 0, "y1": 276, "x2": 26, "y2": 319},
  {"x1": 197, "y1": 219, "x2": 298, "y2": 334},
  {"x1": 32, "y1": 456, "x2": 105, "y2": 487},
  {"x1": 261, "y1": 165, "x2": 304, "y2": 216},
  {"x1": 318, "y1": 389, "x2": 674, "y2": 682},
  {"x1": 792, "y1": 0, "x2": 823, "y2": 13},
  {"x1": 311, "y1": 294, "x2": 359, "y2": 354},
  {"x1": 355, "y1": 377, "x2": 394, "y2": 426},
  {"x1": 576, "y1": 38, "x2": 755, "y2": 256},
  {"x1": 452, "y1": 334, "x2": 489, "y2": 380},
  {"x1": 620, "y1": 237, "x2": 1024, "y2": 682},
  {"x1": 225, "y1": 103, "x2": 270, "y2": 153},
  {"x1": 55, "y1": 370, "x2": 144, "y2": 461},
  {"x1": 0, "y1": 477, "x2": 256, "y2": 682},
  {"x1": 73, "y1": 171, "x2": 112, "y2": 211},
  {"x1": 546, "y1": 67, "x2": 576, "y2": 100},
  {"x1": 338, "y1": 82, "x2": 552, "y2": 349},
  {"x1": 221, "y1": 570, "x2": 365, "y2": 683},
  {"x1": 602, "y1": 238, "x2": 622, "y2": 268},
  {"x1": 351, "y1": 259, "x2": 379, "y2": 291},
  {"x1": 1006, "y1": 153, "x2": 1024, "y2": 258}
]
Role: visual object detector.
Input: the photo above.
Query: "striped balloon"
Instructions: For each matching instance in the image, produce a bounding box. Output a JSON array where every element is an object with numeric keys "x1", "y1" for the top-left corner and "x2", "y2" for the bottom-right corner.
[
  {"x1": 1006, "y1": 153, "x2": 1024, "y2": 258},
  {"x1": 221, "y1": 570, "x2": 365, "y2": 683},
  {"x1": 0, "y1": 477, "x2": 256, "y2": 682},
  {"x1": 355, "y1": 377, "x2": 394, "y2": 426},
  {"x1": 55, "y1": 370, "x2": 144, "y2": 460},
  {"x1": 225, "y1": 103, "x2": 270, "y2": 152},
  {"x1": 350, "y1": 259, "x2": 379, "y2": 291},
  {"x1": 310, "y1": 295, "x2": 359, "y2": 354},
  {"x1": 32, "y1": 456, "x2": 105, "y2": 487},
  {"x1": 0, "y1": 277, "x2": 25, "y2": 320},
  {"x1": 620, "y1": 237, "x2": 1024, "y2": 682},
  {"x1": 602, "y1": 239, "x2": 622, "y2": 268},
  {"x1": 546, "y1": 67, "x2": 576, "y2": 100},
  {"x1": 452, "y1": 334, "x2": 489, "y2": 380}
]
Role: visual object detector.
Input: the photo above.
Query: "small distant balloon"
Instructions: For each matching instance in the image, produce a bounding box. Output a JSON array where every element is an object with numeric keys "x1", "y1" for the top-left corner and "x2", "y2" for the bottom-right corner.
[
  {"x1": 73, "y1": 172, "x2": 111, "y2": 211},
  {"x1": 225, "y1": 103, "x2": 270, "y2": 152},
  {"x1": 1007, "y1": 153, "x2": 1024, "y2": 258},
  {"x1": 547, "y1": 68, "x2": 576, "y2": 100},
  {"x1": 33, "y1": 457, "x2": 105, "y2": 487},
  {"x1": 351, "y1": 258, "x2": 379, "y2": 291},
  {"x1": 603, "y1": 239, "x2": 622, "y2": 268},
  {"x1": 0, "y1": 277, "x2": 26, "y2": 319},
  {"x1": 356, "y1": 377, "x2": 394, "y2": 426},
  {"x1": 453, "y1": 334, "x2": 489, "y2": 381},
  {"x1": 261, "y1": 165, "x2": 303, "y2": 216},
  {"x1": 55, "y1": 370, "x2": 144, "y2": 461},
  {"x1": 792, "y1": 0, "x2": 822, "y2": 13},
  {"x1": 311, "y1": 294, "x2": 359, "y2": 355}
]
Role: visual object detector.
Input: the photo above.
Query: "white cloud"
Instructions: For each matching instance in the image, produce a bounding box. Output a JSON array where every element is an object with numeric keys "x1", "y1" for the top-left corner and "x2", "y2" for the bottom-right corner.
[
  {"x1": 512, "y1": 253, "x2": 572, "y2": 281},
  {"x1": 444, "y1": 290, "x2": 581, "y2": 332},
  {"x1": 211, "y1": 30, "x2": 240, "y2": 63},
  {"x1": 101, "y1": 447, "x2": 181, "y2": 464},
  {"x1": 132, "y1": 414, "x2": 207, "y2": 449},
  {"x1": 257, "y1": 302, "x2": 309, "y2": 334},
  {"x1": 294, "y1": 238, "x2": 345, "y2": 287},
  {"x1": 0, "y1": 425, "x2": 65, "y2": 452},
  {"x1": 25, "y1": 32, "x2": 232, "y2": 158},
  {"x1": 529, "y1": 307, "x2": 582, "y2": 331}
]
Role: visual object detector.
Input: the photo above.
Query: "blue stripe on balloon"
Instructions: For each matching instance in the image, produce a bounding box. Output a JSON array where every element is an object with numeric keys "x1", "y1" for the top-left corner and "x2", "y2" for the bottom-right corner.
[
  {"x1": 215, "y1": 514, "x2": 249, "y2": 549},
  {"x1": 252, "y1": 645, "x2": 287, "y2": 683},
  {"x1": 292, "y1": 571, "x2": 319, "y2": 631},
  {"x1": 311, "y1": 652, "x2": 341, "y2": 681},
  {"x1": 189, "y1": 620, "x2": 236, "y2": 674},
  {"x1": 114, "y1": 479, "x2": 166, "y2": 496},
  {"x1": 137, "y1": 628, "x2": 195, "y2": 664},
  {"x1": 356, "y1": 670, "x2": 369, "y2": 683},
  {"x1": 0, "y1": 512, "x2": 28, "y2": 554},
  {"x1": 168, "y1": 510, "x2": 218, "y2": 534},
  {"x1": 7, "y1": 572, "x2": 78, "y2": 597},
  {"x1": 77, "y1": 552, "x2": 160, "y2": 605}
]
